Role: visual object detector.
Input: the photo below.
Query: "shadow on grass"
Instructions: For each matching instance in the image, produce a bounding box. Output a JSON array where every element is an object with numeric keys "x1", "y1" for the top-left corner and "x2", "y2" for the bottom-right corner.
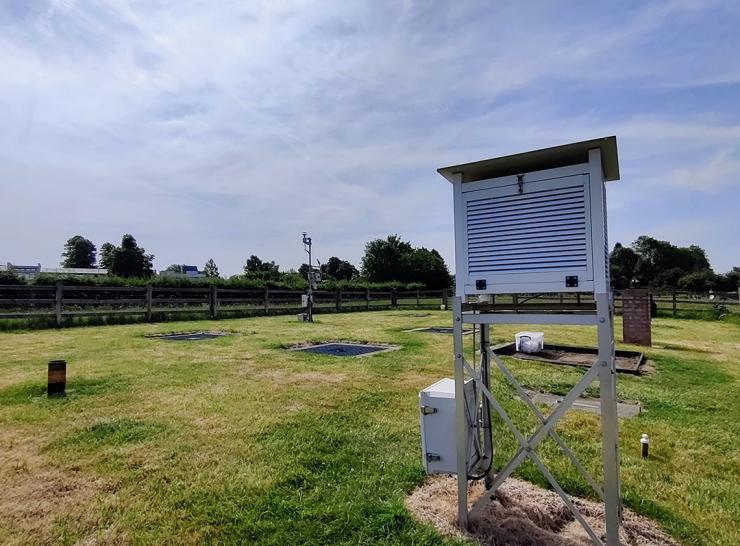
[
  {"x1": 52, "y1": 418, "x2": 167, "y2": 448},
  {"x1": 0, "y1": 375, "x2": 130, "y2": 406}
]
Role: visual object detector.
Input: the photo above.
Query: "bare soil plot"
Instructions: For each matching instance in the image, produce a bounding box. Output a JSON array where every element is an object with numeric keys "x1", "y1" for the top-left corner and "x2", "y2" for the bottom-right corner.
[{"x1": 407, "y1": 475, "x2": 681, "y2": 546}]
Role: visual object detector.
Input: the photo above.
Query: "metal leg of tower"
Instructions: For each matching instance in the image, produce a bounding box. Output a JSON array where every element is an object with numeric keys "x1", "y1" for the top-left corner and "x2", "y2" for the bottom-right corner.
[
  {"x1": 596, "y1": 292, "x2": 621, "y2": 545},
  {"x1": 452, "y1": 296, "x2": 469, "y2": 529},
  {"x1": 479, "y1": 323, "x2": 494, "y2": 490}
]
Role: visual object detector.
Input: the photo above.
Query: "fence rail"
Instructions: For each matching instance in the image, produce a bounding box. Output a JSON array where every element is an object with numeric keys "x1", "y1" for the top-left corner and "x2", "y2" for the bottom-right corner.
[
  {"x1": 0, "y1": 284, "x2": 450, "y2": 327},
  {"x1": 0, "y1": 284, "x2": 736, "y2": 328}
]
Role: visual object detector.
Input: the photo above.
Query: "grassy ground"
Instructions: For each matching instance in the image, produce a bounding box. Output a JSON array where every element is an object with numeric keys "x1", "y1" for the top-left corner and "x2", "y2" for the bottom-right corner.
[{"x1": 0, "y1": 312, "x2": 737, "y2": 545}]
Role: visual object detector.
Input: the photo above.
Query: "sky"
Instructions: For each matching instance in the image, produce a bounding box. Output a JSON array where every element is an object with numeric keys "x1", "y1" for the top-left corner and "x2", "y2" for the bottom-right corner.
[{"x1": 1, "y1": 0, "x2": 739, "y2": 276}]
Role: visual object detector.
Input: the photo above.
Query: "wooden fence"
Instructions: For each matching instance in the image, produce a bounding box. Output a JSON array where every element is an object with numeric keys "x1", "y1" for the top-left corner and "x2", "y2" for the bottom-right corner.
[
  {"x1": 0, "y1": 284, "x2": 450, "y2": 327},
  {"x1": 0, "y1": 284, "x2": 736, "y2": 328}
]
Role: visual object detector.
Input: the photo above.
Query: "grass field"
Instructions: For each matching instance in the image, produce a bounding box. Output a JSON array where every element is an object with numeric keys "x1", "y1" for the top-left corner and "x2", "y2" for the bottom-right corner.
[{"x1": 0, "y1": 311, "x2": 738, "y2": 545}]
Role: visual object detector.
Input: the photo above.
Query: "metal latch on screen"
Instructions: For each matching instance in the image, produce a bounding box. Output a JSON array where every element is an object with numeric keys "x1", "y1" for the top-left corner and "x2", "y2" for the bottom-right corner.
[
  {"x1": 426, "y1": 453, "x2": 441, "y2": 462},
  {"x1": 420, "y1": 405, "x2": 438, "y2": 415}
]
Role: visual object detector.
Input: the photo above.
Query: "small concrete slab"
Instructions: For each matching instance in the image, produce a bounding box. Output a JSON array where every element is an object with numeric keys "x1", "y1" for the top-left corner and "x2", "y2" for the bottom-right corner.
[{"x1": 525, "y1": 390, "x2": 641, "y2": 419}]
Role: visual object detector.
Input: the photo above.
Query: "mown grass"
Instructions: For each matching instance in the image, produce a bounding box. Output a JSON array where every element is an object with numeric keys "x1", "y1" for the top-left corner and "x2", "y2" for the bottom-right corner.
[{"x1": 0, "y1": 312, "x2": 737, "y2": 545}]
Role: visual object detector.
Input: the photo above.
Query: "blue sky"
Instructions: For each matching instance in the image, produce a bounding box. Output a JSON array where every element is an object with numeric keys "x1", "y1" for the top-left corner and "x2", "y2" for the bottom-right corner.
[{"x1": 1, "y1": 0, "x2": 739, "y2": 275}]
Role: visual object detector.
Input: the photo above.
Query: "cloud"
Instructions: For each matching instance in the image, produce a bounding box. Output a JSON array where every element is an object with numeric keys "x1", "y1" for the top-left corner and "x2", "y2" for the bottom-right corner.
[{"x1": 1, "y1": 0, "x2": 739, "y2": 274}]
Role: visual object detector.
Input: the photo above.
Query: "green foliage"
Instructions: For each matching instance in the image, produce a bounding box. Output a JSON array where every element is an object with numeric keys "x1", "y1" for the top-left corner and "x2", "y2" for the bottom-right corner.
[
  {"x1": 99, "y1": 242, "x2": 116, "y2": 270},
  {"x1": 61, "y1": 235, "x2": 97, "y2": 268},
  {"x1": 320, "y1": 257, "x2": 358, "y2": 281},
  {"x1": 361, "y1": 235, "x2": 451, "y2": 289},
  {"x1": 165, "y1": 264, "x2": 185, "y2": 273},
  {"x1": 203, "y1": 259, "x2": 219, "y2": 278},
  {"x1": 31, "y1": 273, "x2": 106, "y2": 286},
  {"x1": 609, "y1": 243, "x2": 639, "y2": 289},
  {"x1": 610, "y1": 236, "x2": 738, "y2": 291},
  {"x1": 714, "y1": 267, "x2": 740, "y2": 292},
  {"x1": 678, "y1": 270, "x2": 717, "y2": 292},
  {"x1": 0, "y1": 270, "x2": 25, "y2": 285},
  {"x1": 243, "y1": 255, "x2": 281, "y2": 281},
  {"x1": 103, "y1": 235, "x2": 155, "y2": 278}
]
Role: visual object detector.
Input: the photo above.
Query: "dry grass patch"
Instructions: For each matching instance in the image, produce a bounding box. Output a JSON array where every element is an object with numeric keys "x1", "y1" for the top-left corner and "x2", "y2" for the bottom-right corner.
[
  {"x1": 0, "y1": 430, "x2": 114, "y2": 545},
  {"x1": 407, "y1": 475, "x2": 681, "y2": 546}
]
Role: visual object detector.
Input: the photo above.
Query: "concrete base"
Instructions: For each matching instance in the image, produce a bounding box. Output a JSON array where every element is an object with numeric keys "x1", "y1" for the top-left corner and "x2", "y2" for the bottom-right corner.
[{"x1": 526, "y1": 390, "x2": 641, "y2": 419}]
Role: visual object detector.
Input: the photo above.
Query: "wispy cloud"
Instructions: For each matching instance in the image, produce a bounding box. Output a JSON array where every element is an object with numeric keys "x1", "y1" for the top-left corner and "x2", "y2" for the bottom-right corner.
[{"x1": 1, "y1": 0, "x2": 739, "y2": 273}]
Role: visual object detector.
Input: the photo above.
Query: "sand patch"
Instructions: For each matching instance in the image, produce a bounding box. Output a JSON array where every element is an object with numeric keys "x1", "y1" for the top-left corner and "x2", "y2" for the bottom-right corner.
[{"x1": 406, "y1": 475, "x2": 680, "y2": 546}]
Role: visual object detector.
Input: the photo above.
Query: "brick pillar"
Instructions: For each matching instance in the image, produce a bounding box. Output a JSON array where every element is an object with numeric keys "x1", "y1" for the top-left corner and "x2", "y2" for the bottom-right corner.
[{"x1": 622, "y1": 289, "x2": 652, "y2": 346}]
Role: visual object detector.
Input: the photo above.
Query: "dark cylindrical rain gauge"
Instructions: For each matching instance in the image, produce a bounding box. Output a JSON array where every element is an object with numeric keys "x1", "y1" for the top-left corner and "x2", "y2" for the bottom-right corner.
[{"x1": 48, "y1": 359, "x2": 66, "y2": 397}]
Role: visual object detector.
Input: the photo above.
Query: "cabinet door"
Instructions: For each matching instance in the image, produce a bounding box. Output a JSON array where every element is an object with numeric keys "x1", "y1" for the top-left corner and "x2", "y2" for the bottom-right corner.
[{"x1": 461, "y1": 174, "x2": 593, "y2": 293}]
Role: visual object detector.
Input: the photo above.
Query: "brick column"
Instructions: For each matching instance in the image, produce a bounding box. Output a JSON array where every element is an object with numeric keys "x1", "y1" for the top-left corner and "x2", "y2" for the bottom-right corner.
[{"x1": 622, "y1": 289, "x2": 652, "y2": 346}]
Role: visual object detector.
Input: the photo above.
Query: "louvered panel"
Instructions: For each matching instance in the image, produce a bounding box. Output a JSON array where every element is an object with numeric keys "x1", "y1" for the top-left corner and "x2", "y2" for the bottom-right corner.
[{"x1": 465, "y1": 178, "x2": 589, "y2": 276}]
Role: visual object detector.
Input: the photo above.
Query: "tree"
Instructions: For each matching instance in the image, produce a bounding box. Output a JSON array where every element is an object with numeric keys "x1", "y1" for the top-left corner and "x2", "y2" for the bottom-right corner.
[
  {"x1": 361, "y1": 235, "x2": 451, "y2": 288},
  {"x1": 165, "y1": 264, "x2": 185, "y2": 273},
  {"x1": 361, "y1": 235, "x2": 413, "y2": 283},
  {"x1": 678, "y1": 270, "x2": 716, "y2": 292},
  {"x1": 61, "y1": 236, "x2": 96, "y2": 268},
  {"x1": 630, "y1": 236, "x2": 710, "y2": 288},
  {"x1": 102, "y1": 235, "x2": 155, "y2": 278},
  {"x1": 404, "y1": 247, "x2": 451, "y2": 289},
  {"x1": 203, "y1": 259, "x2": 219, "y2": 278},
  {"x1": 715, "y1": 267, "x2": 740, "y2": 291},
  {"x1": 609, "y1": 243, "x2": 639, "y2": 289},
  {"x1": 99, "y1": 242, "x2": 116, "y2": 270},
  {"x1": 321, "y1": 257, "x2": 358, "y2": 281},
  {"x1": 243, "y1": 255, "x2": 281, "y2": 280}
]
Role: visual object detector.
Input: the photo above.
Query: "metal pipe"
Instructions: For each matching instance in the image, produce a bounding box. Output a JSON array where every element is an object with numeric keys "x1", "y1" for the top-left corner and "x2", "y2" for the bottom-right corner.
[{"x1": 480, "y1": 323, "x2": 494, "y2": 488}]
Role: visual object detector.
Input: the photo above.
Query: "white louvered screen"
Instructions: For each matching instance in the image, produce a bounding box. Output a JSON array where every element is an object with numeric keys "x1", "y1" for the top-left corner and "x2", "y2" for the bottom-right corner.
[{"x1": 461, "y1": 174, "x2": 593, "y2": 291}]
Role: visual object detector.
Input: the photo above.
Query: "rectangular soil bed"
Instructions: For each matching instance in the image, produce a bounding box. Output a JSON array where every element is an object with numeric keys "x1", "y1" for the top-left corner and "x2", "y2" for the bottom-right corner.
[{"x1": 492, "y1": 342, "x2": 645, "y2": 374}]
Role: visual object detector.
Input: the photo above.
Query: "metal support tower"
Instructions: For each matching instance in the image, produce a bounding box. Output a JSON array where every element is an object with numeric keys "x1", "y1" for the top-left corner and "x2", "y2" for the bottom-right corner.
[{"x1": 452, "y1": 294, "x2": 621, "y2": 545}]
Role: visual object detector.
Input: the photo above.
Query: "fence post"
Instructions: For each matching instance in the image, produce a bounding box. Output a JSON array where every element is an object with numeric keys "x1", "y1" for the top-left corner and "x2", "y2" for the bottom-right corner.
[
  {"x1": 416, "y1": 289, "x2": 420, "y2": 309},
  {"x1": 264, "y1": 286, "x2": 270, "y2": 315},
  {"x1": 335, "y1": 289, "x2": 342, "y2": 312},
  {"x1": 442, "y1": 288, "x2": 449, "y2": 309},
  {"x1": 366, "y1": 288, "x2": 371, "y2": 310},
  {"x1": 146, "y1": 285, "x2": 153, "y2": 321},
  {"x1": 391, "y1": 288, "x2": 398, "y2": 308},
  {"x1": 209, "y1": 285, "x2": 218, "y2": 319},
  {"x1": 55, "y1": 282, "x2": 63, "y2": 327},
  {"x1": 672, "y1": 290, "x2": 677, "y2": 317}
]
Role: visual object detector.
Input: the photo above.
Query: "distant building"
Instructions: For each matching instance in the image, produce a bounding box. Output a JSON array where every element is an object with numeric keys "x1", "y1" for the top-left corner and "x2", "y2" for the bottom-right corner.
[
  {"x1": 1, "y1": 262, "x2": 108, "y2": 280},
  {"x1": 159, "y1": 265, "x2": 205, "y2": 279}
]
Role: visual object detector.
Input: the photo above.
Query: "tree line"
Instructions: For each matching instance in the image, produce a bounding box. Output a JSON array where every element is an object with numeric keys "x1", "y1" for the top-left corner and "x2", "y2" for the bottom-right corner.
[
  {"x1": 3, "y1": 234, "x2": 452, "y2": 289},
  {"x1": 610, "y1": 236, "x2": 738, "y2": 292},
  {"x1": 5, "y1": 233, "x2": 736, "y2": 293}
]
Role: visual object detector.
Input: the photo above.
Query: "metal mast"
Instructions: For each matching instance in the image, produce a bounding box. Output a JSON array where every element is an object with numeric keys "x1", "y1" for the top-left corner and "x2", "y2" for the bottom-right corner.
[{"x1": 302, "y1": 232, "x2": 314, "y2": 322}]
